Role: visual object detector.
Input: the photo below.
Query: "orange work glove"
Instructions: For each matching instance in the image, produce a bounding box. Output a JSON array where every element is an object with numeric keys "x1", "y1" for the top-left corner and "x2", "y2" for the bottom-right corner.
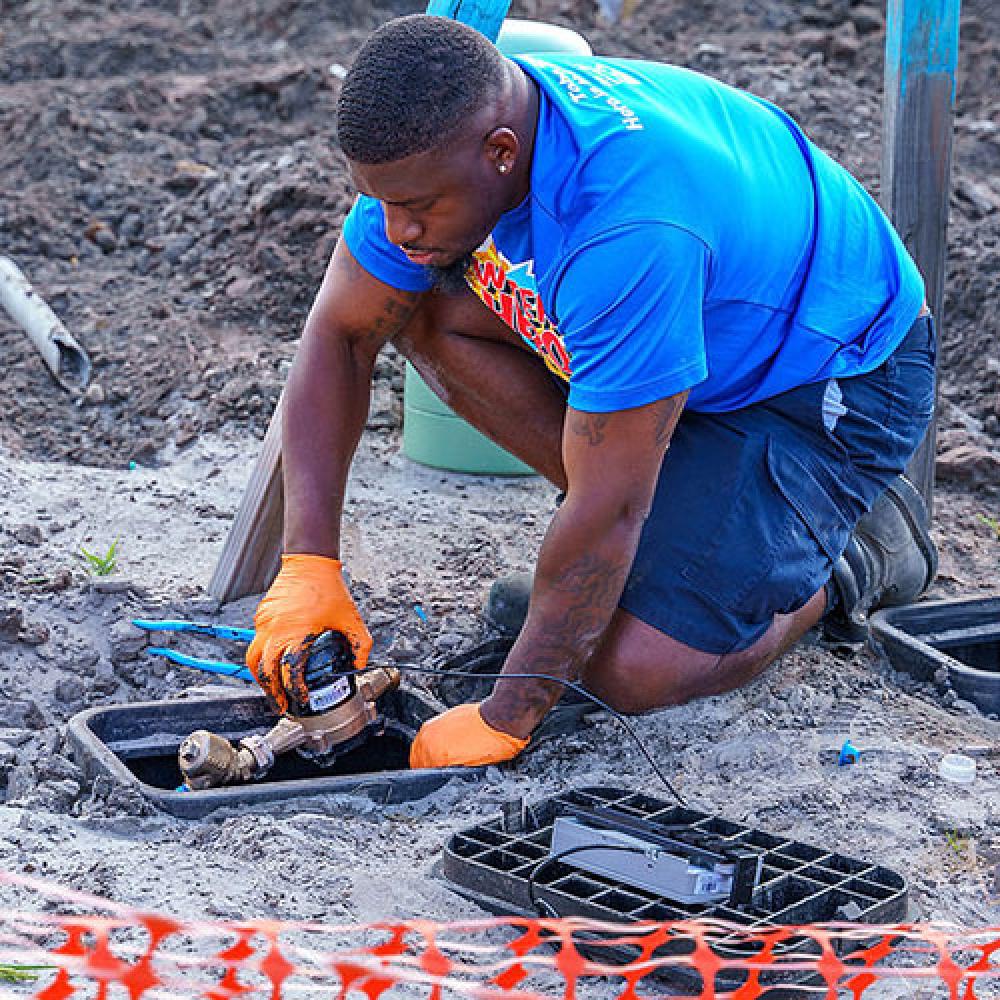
[
  {"x1": 246, "y1": 553, "x2": 372, "y2": 714},
  {"x1": 409, "y1": 703, "x2": 529, "y2": 769}
]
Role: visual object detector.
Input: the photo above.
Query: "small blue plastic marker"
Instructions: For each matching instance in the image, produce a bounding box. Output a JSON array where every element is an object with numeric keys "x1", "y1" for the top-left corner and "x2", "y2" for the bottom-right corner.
[
  {"x1": 413, "y1": 604, "x2": 428, "y2": 623},
  {"x1": 838, "y1": 739, "x2": 860, "y2": 766}
]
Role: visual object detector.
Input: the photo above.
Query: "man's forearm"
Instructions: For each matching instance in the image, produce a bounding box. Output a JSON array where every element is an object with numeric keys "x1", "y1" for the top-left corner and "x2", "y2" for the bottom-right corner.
[
  {"x1": 281, "y1": 333, "x2": 374, "y2": 558},
  {"x1": 480, "y1": 497, "x2": 645, "y2": 737},
  {"x1": 279, "y1": 243, "x2": 420, "y2": 558}
]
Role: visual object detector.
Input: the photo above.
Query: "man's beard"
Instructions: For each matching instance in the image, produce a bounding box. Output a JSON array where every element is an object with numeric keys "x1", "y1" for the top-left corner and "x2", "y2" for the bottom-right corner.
[{"x1": 426, "y1": 252, "x2": 474, "y2": 296}]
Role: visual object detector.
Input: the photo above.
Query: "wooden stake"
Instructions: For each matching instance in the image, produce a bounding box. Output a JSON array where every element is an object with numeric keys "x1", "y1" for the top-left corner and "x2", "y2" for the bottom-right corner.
[
  {"x1": 208, "y1": 0, "x2": 514, "y2": 602},
  {"x1": 208, "y1": 393, "x2": 285, "y2": 600},
  {"x1": 882, "y1": 0, "x2": 961, "y2": 515}
]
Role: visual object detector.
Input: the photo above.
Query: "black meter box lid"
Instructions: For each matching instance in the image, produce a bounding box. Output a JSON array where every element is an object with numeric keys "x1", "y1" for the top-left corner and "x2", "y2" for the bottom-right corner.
[{"x1": 441, "y1": 785, "x2": 907, "y2": 994}]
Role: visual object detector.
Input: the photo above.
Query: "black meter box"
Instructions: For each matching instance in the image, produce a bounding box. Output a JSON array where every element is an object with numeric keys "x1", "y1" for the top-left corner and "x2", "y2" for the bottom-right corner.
[
  {"x1": 68, "y1": 688, "x2": 463, "y2": 819},
  {"x1": 441, "y1": 786, "x2": 908, "y2": 996},
  {"x1": 871, "y1": 596, "x2": 1000, "y2": 716}
]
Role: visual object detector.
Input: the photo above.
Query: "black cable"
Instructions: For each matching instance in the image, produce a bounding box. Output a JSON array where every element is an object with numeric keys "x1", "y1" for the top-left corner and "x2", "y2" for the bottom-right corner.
[
  {"x1": 325, "y1": 660, "x2": 686, "y2": 806},
  {"x1": 527, "y1": 843, "x2": 648, "y2": 918}
]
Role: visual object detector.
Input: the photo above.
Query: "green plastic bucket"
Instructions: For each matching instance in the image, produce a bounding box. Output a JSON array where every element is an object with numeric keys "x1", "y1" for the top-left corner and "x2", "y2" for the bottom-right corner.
[
  {"x1": 496, "y1": 18, "x2": 594, "y2": 57},
  {"x1": 402, "y1": 19, "x2": 592, "y2": 474},
  {"x1": 403, "y1": 364, "x2": 536, "y2": 475}
]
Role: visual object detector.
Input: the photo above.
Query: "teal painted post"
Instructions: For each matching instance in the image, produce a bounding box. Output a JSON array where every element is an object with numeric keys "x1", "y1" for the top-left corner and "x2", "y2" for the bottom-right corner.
[
  {"x1": 424, "y1": 0, "x2": 512, "y2": 42},
  {"x1": 882, "y1": 0, "x2": 961, "y2": 513}
]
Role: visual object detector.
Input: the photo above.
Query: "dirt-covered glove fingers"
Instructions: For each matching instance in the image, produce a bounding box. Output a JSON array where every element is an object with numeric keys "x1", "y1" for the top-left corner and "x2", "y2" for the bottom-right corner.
[
  {"x1": 343, "y1": 621, "x2": 373, "y2": 672},
  {"x1": 245, "y1": 553, "x2": 366, "y2": 713},
  {"x1": 278, "y1": 634, "x2": 319, "y2": 713},
  {"x1": 246, "y1": 634, "x2": 288, "y2": 715},
  {"x1": 409, "y1": 703, "x2": 529, "y2": 769}
]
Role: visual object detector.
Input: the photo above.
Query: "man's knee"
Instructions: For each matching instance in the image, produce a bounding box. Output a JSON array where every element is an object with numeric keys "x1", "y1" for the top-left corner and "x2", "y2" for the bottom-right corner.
[
  {"x1": 581, "y1": 594, "x2": 825, "y2": 714},
  {"x1": 582, "y1": 658, "x2": 698, "y2": 714},
  {"x1": 393, "y1": 286, "x2": 522, "y2": 360}
]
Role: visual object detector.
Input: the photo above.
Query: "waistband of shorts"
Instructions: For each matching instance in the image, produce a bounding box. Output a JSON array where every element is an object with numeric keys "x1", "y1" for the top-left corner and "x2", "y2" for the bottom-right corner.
[{"x1": 894, "y1": 311, "x2": 936, "y2": 355}]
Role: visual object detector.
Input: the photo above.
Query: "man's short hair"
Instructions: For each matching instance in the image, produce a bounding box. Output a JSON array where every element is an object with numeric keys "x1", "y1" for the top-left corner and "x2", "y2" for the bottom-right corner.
[{"x1": 337, "y1": 14, "x2": 507, "y2": 165}]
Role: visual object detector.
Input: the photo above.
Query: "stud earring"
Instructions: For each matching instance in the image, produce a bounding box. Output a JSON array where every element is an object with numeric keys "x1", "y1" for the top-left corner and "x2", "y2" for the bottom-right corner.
[{"x1": 498, "y1": 163, "x2": 509, "y2": 174}]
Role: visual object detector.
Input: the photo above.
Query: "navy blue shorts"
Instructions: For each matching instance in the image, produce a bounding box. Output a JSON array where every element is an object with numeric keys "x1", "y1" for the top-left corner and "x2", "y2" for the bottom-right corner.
[{"x1": 620, "y1": 314, "x2": 937, "y2": 654}]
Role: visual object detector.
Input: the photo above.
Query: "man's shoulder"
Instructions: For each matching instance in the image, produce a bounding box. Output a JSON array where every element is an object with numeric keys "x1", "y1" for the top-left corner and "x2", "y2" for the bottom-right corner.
[
  {"x1": 513, "y1": 53, "x2": 741, "y2": 123},
  {"x1": 519, "y1": 57, "x2": 721, "y2": 256},
  {"x1": 513, "y1": 52, "x2": 683, "y2": 90}
]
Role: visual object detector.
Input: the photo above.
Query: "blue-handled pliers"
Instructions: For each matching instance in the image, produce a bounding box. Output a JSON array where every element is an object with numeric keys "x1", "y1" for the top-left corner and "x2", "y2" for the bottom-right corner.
[{"x1": 132, "y1": 619, "x2": 255, "y2": 683}]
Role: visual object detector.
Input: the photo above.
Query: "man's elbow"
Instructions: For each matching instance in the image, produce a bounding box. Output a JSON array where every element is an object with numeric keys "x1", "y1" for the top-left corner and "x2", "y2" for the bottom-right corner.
[{"x1": 562, "y1": 488, "x2": 653, "y2": 536}]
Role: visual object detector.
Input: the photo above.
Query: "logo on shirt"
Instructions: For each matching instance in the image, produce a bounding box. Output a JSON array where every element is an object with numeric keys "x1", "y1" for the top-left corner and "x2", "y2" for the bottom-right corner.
[
  {"x1": 532, "y1": 59, "x2": 644, "y2": 131},
  {"x1": 465, "y1": 239, "x2": 572, "y2": 379}
]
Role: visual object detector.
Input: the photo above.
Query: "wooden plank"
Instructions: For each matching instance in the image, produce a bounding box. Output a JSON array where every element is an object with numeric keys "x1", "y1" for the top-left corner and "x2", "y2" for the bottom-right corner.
[
  {"x1": 208, "y1": 393, "x2": 285, "y2": 600},
  {"x1": 207, "y1": 0, "x2": 515, "y2": 602},
  {"x1": 881, "y1": 0, "x2": 961, "y2": 514}
]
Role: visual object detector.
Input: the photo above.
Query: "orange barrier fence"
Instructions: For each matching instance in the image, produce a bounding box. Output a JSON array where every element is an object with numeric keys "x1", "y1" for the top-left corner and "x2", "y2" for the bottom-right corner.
[{"x1": 0, "y1": 870, "x2": 997, "y2": 999}]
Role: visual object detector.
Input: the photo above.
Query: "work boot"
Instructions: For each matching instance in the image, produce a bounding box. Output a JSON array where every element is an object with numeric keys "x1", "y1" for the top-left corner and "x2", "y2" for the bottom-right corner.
[
  {"x1": 823, "y1": 475, "x2": 938, "y2": 645},
  {"x1": 485, "y1": 571, "x2": 533, "y2": 636}
]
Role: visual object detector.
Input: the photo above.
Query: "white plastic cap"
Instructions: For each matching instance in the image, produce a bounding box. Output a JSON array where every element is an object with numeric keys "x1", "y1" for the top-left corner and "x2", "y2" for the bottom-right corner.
[{"x1": 938, "y1": 753, "x2": 977, "y2": 784}]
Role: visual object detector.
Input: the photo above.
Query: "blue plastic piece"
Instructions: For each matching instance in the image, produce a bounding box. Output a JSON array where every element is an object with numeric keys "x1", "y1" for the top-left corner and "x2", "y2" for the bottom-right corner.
[
  {"x1": 838, "y1": 739, "x2": 861, "y2": 766},
  {"x1": 133, "y1": 618, "x2": 255, "y2": 683},
  {"x1": 132, "y1": 619, "x2": 255, "y2": 642},
  {"x1": 147, "y1": 646, "x2": 254, "y2": 683}
]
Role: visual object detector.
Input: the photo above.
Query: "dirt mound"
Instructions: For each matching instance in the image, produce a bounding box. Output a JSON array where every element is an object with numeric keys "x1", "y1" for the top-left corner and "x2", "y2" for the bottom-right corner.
[
  {"x1": 0, "y1": 0, "x2": 416, "y2": 465},
  {"x1": 0, "y1": 0, "x2": 998, "y2": 475}
]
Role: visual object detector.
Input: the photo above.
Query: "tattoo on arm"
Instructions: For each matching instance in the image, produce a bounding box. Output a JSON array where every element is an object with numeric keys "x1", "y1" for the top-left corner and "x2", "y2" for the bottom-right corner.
[
  {"x1": 496, "y1": 391, "x2": 688, "y2": 720},
  {"x1": 569, "y1": 412, "x2": 610, "y2": 447},
  {"x1": 508, "y1": 549, "x2": 630, "y2": 709},
  {"x1": 330, "y1": 248, "x2": 418, "y2": 350},
  {"x1": 362, "y1": 295, "x2": 413, "y2": 349},
  {"x1": 568, "y1": 393, "x2": 686, "y2": 450}
]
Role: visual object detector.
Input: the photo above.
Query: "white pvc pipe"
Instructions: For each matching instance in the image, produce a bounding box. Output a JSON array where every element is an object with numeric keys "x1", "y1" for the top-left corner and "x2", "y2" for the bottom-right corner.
[{"x1": 0, "y1": 255, "x2": 91, "y2": 393}]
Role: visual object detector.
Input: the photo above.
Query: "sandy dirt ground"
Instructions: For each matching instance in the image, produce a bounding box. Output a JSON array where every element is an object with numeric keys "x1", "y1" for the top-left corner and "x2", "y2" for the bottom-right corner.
[{"x1": 1, "y1": 0, "x2": 999, "y2": 993}]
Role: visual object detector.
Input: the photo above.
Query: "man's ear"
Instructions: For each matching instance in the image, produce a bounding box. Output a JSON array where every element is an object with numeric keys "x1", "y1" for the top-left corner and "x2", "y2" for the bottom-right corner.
[{"x1": 483, "y1": 126, "x2": 520, "y2": 173}]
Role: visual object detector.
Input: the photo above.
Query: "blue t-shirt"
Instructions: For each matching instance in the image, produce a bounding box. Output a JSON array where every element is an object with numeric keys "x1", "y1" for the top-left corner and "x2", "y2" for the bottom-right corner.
[{"x1": 342, "y1": 55, "x2": 924, "y2": 413}]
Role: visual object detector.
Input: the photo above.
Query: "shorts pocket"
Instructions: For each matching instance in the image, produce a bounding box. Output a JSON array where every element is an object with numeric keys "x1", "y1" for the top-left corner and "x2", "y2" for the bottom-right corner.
[
  {"x1": 676, "y1": 437, "x2": 855, "y2": 622},
  {"x1": 889, "y1": 350, "x2": 937, "y2": 430},
  {"x1": 764, "y1": 439, "x2": 855, "y2": 612},
  {"x1": 670, "y1": 426, "x2": 861, "y2": 627},
  {"x1": 766, "y1": 441, "x2": 852, "y2": 562}
]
